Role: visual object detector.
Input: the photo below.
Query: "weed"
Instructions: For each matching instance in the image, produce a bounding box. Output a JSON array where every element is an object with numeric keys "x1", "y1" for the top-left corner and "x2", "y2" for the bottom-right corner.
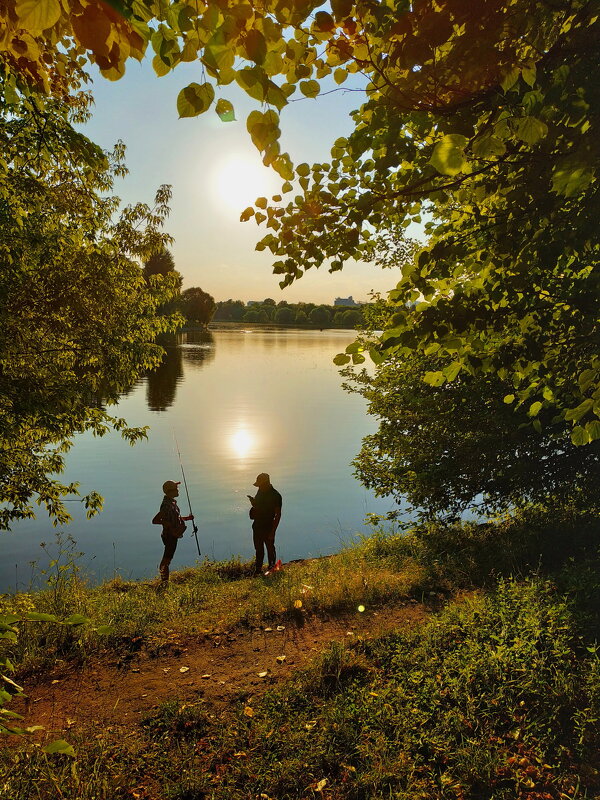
[{"x1": 142, "y1": 699, "x2": 210, "y2": 741}]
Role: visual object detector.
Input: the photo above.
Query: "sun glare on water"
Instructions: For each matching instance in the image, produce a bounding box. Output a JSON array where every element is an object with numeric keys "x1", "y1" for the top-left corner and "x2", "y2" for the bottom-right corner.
[
  {"x1": 230, "y1": 428, "x2": 255, "y2": 460},
  {"x1": 212, "y1": 154, "x2": 279, "y2": 214}
]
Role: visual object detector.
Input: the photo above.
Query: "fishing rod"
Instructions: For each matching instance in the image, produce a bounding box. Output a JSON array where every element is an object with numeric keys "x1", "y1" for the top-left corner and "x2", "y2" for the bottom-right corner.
[{"x1": 173, "y1": 432, "x2": 201, "y2": 557}]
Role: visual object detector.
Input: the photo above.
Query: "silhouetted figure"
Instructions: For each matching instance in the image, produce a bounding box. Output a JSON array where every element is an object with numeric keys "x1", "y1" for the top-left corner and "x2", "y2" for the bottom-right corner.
[
  {"x1": 153, "y1": 480, "x2": 194, "y2": 587},
  {"x1": 248, "y1": 473, "x2": 282, "y2": 575}
]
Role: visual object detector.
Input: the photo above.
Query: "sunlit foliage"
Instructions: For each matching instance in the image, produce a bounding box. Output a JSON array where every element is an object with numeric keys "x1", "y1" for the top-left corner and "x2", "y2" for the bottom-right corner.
[{"x1": 0, "y1": 95, "x2": 180, "y2": 529}]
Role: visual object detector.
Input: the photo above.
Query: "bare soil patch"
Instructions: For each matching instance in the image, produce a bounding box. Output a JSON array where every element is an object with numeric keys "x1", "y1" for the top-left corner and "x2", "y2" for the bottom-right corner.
[{"x1": 14, "y1": 600, "x2": 431, "y2": 737}]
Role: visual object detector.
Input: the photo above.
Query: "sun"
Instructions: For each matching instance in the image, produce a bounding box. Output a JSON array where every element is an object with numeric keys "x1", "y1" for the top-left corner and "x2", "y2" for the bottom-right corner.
[{"x1": 212, "y1": 153, "x2": 279, "y2": 214}]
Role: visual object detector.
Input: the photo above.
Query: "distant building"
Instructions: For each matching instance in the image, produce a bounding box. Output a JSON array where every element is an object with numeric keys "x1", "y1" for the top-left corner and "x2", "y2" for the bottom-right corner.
[{"x1": 334, "y1": 296, "x2": 359, "y2": 306}]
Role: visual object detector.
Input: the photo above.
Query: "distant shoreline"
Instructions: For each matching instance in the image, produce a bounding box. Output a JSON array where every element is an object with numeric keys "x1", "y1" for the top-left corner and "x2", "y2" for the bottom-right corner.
[{"x1": 183, "y1": 321, "x2": 360, "y2": 332}]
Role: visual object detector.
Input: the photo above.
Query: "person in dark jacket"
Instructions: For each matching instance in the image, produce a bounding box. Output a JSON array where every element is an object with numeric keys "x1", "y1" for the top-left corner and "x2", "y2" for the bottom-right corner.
[
  {"x1": 156, "y1": 479, "x2": 194, "y2": 587},
  {"x1": 247, "y1": 472, "x2": 282, "y2": 575}
]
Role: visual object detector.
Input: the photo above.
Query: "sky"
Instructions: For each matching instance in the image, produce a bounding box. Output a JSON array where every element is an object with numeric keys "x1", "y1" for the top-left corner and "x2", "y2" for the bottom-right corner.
[{"x1": 81, "y1": 57, "x2": 401, "y2": 304}]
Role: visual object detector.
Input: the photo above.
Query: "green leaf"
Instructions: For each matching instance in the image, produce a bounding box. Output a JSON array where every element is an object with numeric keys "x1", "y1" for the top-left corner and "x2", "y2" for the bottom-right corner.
[
  {"x1": 152, "y1": 55, "x2": 171, "y2": 77},
  {"x1": 334, "y1": 68, "x2": 347, "y2": 85},
  {"x1": 95, "y1": 625, "x2": 113, "y2": 636},
  {"x1": 423, "y1": 371, "x2": 445, "y2": 387},
  {"x1": 578, "y1": 369, "x2": 597, "y2": 392},
  {"x1": 514, "y1": 116, "x2": 548, "y2": 145},
  {"x1": 552, "y1": 161, "x2": 595, "y2": 197},
  {"x1": 444, "y1": 362, "x2": 462, "y2": 381},
  {"x1": 522, "y1": 64, "x2": 536, "y2": 87},
  {"x1": 300, "y1": 80, "x2": 320, "y2": 98},
  {"x1": 43, "y1": 739, "x2": 76, "y2": 757},
  {"x1": 177, "y1": 82, "x2": 215, "y2": 118},
  {"x1": 25, "y1": 612, "x2": 59, "y2": 622},
  {"x1": 571, "y1": 426, "x2": 591, "y2": 446},
  {"x1": 500, "y1": 66, "x2": 520, "y2": 92},
  {"x1": 472, "y1": 134, "x2": 506, "y2": 158},
  {"x1": 430, "y1": 134, "x2": 468, "y2": 176},
  {"x1": 503, "y1": 394, "x2": 515, "y2": 404},
  {"x1": 585, "y1": 420, "x2": 600, "y2": 441},
  {"x1": 529, "y1": 401, "x2": 542, "y2": 417},
  {"x1": 64, "y1": 614, "x2": 88, "y2": 626},
  {"x1": 369, "y1": 348, "x2": 384, "y2": 365},
  {"x1": 215, "y1": 98, "x2": 235, "y2": 122},
  {"x1": 15, "y1": 0, "x2": 61, "y2": 31},
  {"x1": 333, "y1": 353, "x2": 351, "y2": 366},
  {"x1": 565, "y1": 398, "x2": 593, "y2": 423}
]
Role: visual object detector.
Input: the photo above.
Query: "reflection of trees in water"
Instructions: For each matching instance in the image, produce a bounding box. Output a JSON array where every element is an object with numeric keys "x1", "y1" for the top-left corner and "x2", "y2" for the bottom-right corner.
[
  {"x1": 180, "y1": 329, "x2": 215, "y2": 369},
  {"x1": 146, "y1": 330, "x2": 215, "y2": 411}
]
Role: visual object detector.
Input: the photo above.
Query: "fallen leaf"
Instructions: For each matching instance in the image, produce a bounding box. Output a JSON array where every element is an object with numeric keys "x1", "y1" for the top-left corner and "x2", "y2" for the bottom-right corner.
[
  {"x1": 258, "y1": 671, "x2": 268, "y2": 677},
  {"x1": 244, "y1": 706, "x2": 254, "y2": 717},
  {"x1": 276, "y1": 625, "x2": 285, "y2": 631},
  {"x1": 276, "y1": 655, "x2": 286, "y2": 663},
  {"x1": 264, "y1": 627, "x2": 273, "y2": 632},
  {"x1": 179, "y1": 666, "x2": 189, "y2": 673},
  {"x1": 234, "y1": 752, "x2": 247, "y2": 758},
  {"x1": 316, "y1": 778, "x2": 328, "y2": 791},
  {"x1": 294, "y1": 600, "x2": 302, "y2": 609},
  {"x1": 201, "y1": 674, "x2": 211, "y2": 679}
]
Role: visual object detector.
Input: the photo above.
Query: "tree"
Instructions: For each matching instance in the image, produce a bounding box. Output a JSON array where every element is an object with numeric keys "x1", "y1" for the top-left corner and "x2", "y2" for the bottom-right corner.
[
  {"x1": 294, "y1": 310, "x2": 309, "y2": 326},
  {"x1": 309, "y1": 306, "x2": 332, "y2": 328},
  {"x1": 214, "y1": 300, "x2": 245, "y2": 322},
  {"x1": 342, "y1": 309, "x2": 362, "y2": 328},
  {"x1": 143, "y1": 248, "x2": 175, "y2": 280},
  {"x1": 345, "y1": 350, "x2": 600, "y2": 519},
  {"x1": 0, "y1": 96, "x2": 180, "y2": 530},
  {"x1": 275, "y1": 305, "x2": 294, "y2": 324},
  {"x1": 255, "y1": 1, "x2": 600, "y2": 446},
  {"x1": 243, "y1": 308, "x2": 260, "y2": 323},
  {"x1": 180, "y1": 286, "x2": 216, "y2": 325}
]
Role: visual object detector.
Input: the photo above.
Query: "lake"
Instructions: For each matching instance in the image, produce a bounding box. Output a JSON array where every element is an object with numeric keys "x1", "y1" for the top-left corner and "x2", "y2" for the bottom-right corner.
[{"x1": 1, "y1": 328, "x2": 399, "y2": 592}]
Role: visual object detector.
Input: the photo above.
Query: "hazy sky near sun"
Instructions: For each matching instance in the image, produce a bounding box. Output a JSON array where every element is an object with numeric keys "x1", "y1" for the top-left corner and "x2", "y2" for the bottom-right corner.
[{"x1": 81, "y1": 59, "x2": 401, "y2": 304}]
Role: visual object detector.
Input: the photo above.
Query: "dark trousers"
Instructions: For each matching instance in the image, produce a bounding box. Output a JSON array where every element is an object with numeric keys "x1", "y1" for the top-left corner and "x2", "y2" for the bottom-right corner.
[
  {"x1": 159, "y1": 532, "x2": 178, "y2": 582},
  {"x1": 253, "y1": 524, "x2": 276, "y2": 574}
]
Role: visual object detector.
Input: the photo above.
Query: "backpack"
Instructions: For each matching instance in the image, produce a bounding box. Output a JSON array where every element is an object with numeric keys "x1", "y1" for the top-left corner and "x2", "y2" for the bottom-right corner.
[{"x1": 152, "y1": 510, "x2": 186, "y2": 538}]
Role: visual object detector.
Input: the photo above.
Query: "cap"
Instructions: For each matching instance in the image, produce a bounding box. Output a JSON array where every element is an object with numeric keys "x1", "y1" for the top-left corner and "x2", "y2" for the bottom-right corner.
[
  {"x1": 162, "y1": 480, "x2": 181, "y2": 494},
  {"x1": 253, "y1": 473, "x2": 270, "y2": 487}
]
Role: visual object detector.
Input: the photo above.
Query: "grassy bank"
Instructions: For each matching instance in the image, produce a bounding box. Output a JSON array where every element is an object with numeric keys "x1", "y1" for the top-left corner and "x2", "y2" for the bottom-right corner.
[{"x1": 1, "y1": 508, "x2": 599, "y2": 799}]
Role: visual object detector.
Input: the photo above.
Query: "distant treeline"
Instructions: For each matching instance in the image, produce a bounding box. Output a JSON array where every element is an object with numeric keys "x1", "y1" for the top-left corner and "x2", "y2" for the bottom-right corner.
[{"x1": 212, "y1": 299, "x2": 364, "y2": 328}]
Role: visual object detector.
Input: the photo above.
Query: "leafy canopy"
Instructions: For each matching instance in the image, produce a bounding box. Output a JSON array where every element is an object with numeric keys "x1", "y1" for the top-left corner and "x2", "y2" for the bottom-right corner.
[
  {"x1": 0, "y1": 95, "x2": 181, "y2": 529},
  {"x1": 1, "y1": 1, "x2": 598, "y2": 449},
  {"x1": 2, "y1": 0, "x2": 596, "y2": 442}
]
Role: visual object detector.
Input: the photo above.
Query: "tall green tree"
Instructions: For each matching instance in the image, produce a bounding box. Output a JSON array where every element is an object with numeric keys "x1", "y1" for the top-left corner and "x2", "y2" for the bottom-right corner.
[
  {"x1": 180, "y1": 286, "x2": 216, "y2": 325},
  {"x1": 142, "y1": 247, "x2": 176, "y2": 280},
  {"x1": 0, "y1": 96, "x2": 180, "y2": 529}
]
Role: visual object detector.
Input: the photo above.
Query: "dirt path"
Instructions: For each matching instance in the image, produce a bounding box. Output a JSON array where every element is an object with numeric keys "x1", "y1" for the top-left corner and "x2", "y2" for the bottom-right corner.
[{"x1": 16, "y1": 601, "x2": 431, "y2": 737}]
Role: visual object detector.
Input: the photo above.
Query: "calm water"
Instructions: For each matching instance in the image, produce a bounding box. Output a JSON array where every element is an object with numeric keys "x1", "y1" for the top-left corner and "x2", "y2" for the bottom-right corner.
[{"x1": 1, "y1": 329, "x2": 399, "y2": 592}]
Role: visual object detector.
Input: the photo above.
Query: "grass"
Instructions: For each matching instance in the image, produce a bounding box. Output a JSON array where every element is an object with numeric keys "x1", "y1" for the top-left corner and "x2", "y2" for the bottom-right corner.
[
  {"x1": 1, "y1": 507, "x2": 599, "y2": 799},
  {"x1": 0, "y1": 534, "x2": 429, "y2": 677}
]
